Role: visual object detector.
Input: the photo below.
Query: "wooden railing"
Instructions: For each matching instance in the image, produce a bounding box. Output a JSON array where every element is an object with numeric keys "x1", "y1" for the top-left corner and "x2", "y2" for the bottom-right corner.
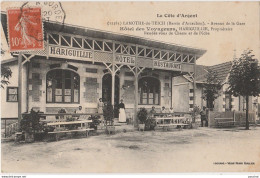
[
  {"x1": 22, "y1": 112, "x2": 102, "y2": 121},
  {"x1": 1, "y1": 113, "x2": 103, "y2": 138},
  {"x1": 208, "y1": 111, "x2": 256, "y2": 128},
  {"x1": 153, "y1": 112, "x2": 191, "y2": 117},
  {"x1": 1, "y1": 118, "x2": 19, "y2": 138}
]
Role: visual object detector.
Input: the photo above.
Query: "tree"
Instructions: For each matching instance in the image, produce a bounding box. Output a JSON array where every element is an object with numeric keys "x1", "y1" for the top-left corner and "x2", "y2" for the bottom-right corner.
[
  {"x1": 1, "y1": 65, "x2": 12, "y2": 89},
  {"x1": 1, "y1": 43, "x2": 12, "y2": 88},
  {"x1": 103, "y1": 102, "x2": 114, "y2": 126},
  {"x1": 228, "y1": 50, "x2": 260, "y2": 130},
  {"x1": 202, "y1": 69, "x2": 222, "y2": 109}
]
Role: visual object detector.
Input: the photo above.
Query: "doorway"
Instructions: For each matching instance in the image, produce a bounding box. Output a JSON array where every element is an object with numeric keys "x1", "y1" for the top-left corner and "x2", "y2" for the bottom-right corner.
[{"x1": 102, "y1": 73, "x2": 120, "y2": 117}]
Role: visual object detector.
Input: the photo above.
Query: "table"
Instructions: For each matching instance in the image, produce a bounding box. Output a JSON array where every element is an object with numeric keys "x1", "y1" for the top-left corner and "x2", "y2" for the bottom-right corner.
[
  {"x1": 155, "y1": 117, "x2": 190, "y2": 130},
  {"x1": 153, "y1": 112, "x2": 190, "y2": 117},
  {"x1": 47, "y1": 120, "x2": 94, "y2": 140},
  {"x1": 47, "y1": 120, "x2": 92, "y2": 127}
]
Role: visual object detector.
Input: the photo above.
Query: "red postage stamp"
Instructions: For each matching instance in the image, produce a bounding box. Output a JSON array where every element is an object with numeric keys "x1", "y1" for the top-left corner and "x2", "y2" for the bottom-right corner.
[{"x1": 7, "y1": 7, "x2": 44, "y2": 52}]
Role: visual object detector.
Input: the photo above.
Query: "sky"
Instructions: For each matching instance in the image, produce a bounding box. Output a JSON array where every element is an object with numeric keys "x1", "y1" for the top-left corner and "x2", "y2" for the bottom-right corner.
[{"x1": 1, "y1": 1, "x2": 259, "y2": 66}]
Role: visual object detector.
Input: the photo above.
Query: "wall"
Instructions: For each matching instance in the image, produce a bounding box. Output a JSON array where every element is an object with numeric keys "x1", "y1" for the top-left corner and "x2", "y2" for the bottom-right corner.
[
  {"x1": 7, "y1": 58, "x2": 255, "y2": 119},
  {"x1": 1, "y1": 61, "x2": 27, "y2": 118},
  {"x1": 28, "y1": 58, "x2": 105, "y2": 113},
  {"x1": 120, "y1": 68, "x2": 173, "y2": 113},
  {"x1": 25, "y1": 58, "x2": 173, "y2": 119},
  {"x1": 194, "y1": 85, "x2": 205, "y2": 109},
  {"x1": 172, "y1": 76, "x2": 207, "y2": 112},
  {"x1": 214, "y1": 84, "x2": 255, "y2": 113},
  {"x1": 172, "y1": 76, "x2": 190, "y2": 112}
]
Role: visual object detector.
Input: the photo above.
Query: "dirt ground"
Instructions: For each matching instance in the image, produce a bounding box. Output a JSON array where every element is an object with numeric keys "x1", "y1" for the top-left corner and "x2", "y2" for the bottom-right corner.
[{"x1": 1, "y1": 127, "x2": 260, "y2": 173}]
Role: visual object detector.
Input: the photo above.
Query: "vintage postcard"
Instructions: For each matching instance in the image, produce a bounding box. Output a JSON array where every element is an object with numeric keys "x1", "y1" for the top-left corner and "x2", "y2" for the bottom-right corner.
[{"x1": 1, "y1": 1, "x2": 260, "y2": 174}]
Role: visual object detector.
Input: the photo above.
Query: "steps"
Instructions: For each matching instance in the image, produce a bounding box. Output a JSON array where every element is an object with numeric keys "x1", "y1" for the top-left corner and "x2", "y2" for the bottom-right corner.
[{"x1": 113, "y1": 118, "x2": 127, "y2": 126}]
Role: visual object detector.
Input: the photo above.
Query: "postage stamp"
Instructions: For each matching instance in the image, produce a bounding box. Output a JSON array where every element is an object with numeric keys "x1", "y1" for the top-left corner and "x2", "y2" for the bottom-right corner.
[{"x1": 7, "y1": 7, "x2": 44, "y2": 52}]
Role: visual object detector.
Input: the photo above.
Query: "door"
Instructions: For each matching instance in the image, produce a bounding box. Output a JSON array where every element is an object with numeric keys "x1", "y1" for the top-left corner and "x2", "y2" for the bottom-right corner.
[{"x1": 102, "y1": 73, "x2": 120, "y2": 117}]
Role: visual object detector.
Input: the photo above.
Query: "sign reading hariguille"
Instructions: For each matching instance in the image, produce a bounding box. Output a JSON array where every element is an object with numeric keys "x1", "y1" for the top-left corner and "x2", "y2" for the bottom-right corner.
[{"x1": 7, "y1": 7, "x2": 44, "y2": 52}]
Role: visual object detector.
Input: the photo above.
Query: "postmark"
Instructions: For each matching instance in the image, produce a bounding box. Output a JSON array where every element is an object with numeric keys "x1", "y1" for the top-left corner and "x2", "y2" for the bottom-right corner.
[
  {"x1": 7, "y1": 7, "x2": 44, "y2": 52},
  {"x1": 22, "y1": 1, "x2": 66, "y2": 31}
]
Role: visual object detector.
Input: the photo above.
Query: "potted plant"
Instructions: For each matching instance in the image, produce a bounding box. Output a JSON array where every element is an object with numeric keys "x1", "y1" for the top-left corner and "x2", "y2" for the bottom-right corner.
[
  {"x1": 20, "y1": 109, "x2": 41, "y2": 143},
  {"x1": 103, "y1": 103, "x2": 115, "y2": 134},
  {"x1": 137, "y1": 108, "x2": 148, "y2": 131},
  {"x1": 145, "y1": 118, "x2": 156, "y2": 131},
  {"x1": 88, "y1": 115, "x2": 101, "y2": 130}
]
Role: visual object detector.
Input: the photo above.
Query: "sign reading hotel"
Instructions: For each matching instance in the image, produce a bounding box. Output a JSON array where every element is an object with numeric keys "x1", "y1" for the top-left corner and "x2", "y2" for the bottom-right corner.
[
  {"x1": 153, "y1": 60, "x2": 181, "y2": 71},
  {"x1": 49, "y1": 45, "x2": 93, "y2": 61},
  {"x1": 115, "y1": 55, "x2": 135, "y2": 65},
  {"x1": 7, "y1": 7, "x2": 44, "y2": 52}
]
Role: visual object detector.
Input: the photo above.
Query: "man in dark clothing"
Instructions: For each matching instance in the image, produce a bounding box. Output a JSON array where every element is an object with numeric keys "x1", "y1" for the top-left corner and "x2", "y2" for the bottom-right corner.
[{"x1": 200, "y1": 106, "x2": 206, "y2": 127}]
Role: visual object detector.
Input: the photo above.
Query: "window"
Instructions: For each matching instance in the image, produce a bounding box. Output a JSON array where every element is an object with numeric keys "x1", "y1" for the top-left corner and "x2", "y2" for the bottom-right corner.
[
  {"x1": 138, "y1": 77, "x2": 160, "y2": 105},
  {"x1": 6, "y1": 87, "x2": 18, "y2": 102},
  {"x1": 46, "y1": 69, "x2": 80, "y2": 103}
]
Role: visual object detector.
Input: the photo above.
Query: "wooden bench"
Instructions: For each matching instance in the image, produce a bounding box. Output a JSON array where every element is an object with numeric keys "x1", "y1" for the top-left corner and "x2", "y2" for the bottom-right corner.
[
  {"x1": 157, "y1": 123, "x2": 189, "y2": 131},
  {"x1": 215, "y1": 118, "x2": 235, "y2": 128},
  {"x1": 155, "y1": 116, "x2": 191, "y2": 131},
  {"x1": 48, "y1": 128, "x2": 94, "y2": 141},
  {"x1": 47, "y1": 120, "x2": 93, "y2": 141}
]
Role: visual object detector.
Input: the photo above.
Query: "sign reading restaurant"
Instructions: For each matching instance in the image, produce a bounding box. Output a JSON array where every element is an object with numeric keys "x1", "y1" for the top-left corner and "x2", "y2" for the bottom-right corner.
[
  {"x1": 49, "y1": 45, "x2": 93, "y2": 60},
  {"x1": 153, "y1": 60, "x2": 181, "y2": 71}
]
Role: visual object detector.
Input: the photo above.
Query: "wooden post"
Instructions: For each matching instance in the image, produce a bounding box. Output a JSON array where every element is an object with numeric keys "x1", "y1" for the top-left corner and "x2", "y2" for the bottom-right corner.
[
  {"x1": 5, "y1": 119, "x2": 7, "y2": 138},
  {"x1": 134, "y1": 68, "x2": 138, "y2": 127},
  {"x1": 111, "y1": 72, "x2": 115, "y2": 107},
  {"x1": 246, "y1": 95, "x2": 249, "y2": 130},
  {"x1": 233, "y1": 110, "x2": 236, "y2": 126},
  {"x1": 26, "y1": 62, "x2": 29, "y2": 112},
  {"x1": 134, "y1": 45, "x2": 139, "y2": 127},
  {"x1": 170, "y1": 72, "x2": 173, "y2": 108},
  {"x1": 111, "y1": 42, "x2": 115, "y2": 107},
  {"x1": 193, "y1": 56, "x2": 197, "y2": 123},
  {"x1": 208, "y1": 110, "x2": 211, "y2": 127},
  {"x1": 18, "y1": 53, "x2": 23, "y2": 131},
  {"x1": 193, "y1": 56, "x2": 197, "y2": 105}
]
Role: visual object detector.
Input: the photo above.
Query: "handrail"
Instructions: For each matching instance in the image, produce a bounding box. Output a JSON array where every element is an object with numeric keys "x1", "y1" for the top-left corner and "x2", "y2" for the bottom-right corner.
[
  {"x1": 2, "y1": 113, "x2": 102, "y2": 138},
  {"x1": 153, "y1": 112, "x2": 191, "y2": 116},
  {"x1": 47, "y1": 120, "x2": 92, "y2": 126},
  {"x1": 155, "y1": 117, "x2": 186, "y2": 120},
  {"x1": 21, "y1": 113, "x2": 103, "y2": 116},
  {"x1": 1, "y1": 117, "x2": 18, "y2": 120}
]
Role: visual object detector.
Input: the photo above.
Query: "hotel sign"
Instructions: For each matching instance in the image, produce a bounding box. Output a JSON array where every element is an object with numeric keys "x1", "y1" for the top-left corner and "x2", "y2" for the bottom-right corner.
[
  {"x1": 153, "y1": 60, "x2": 181, "y2": 71},
  {"x1": 49, "y1": 45, "x2": 93, "y2": 61},
  {"x1": 115, "y1": 55, "x2": 135, "y2": 65}
]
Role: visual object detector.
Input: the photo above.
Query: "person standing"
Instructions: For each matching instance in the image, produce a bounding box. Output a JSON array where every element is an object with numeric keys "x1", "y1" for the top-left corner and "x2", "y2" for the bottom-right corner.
[
  {"x1": 97, "y1": 98, "x2": 104, "y2": 124},
  {"x1": 75, "y1": 106, "x2": 84, "y2": 120},
  {"x1": 97, "y1": 98, "x2": 104, "y2": 114},
  {"x1": 200, "y1": 106, "x2": 206, "y2": 127},
  {"x1": 149, "y1": 106, "x2": 156, "y2": 117},
  {"x1": 118, "y1": 99, "x2": 126, "y2": 123},
  {"x1": 161, "y1": 106, "x2": 167, "y2": 113},
  {"x1": 169, "y1": 107, "x2": 174, "y2": 117},
  {"x1": 76, "y1": 106, "x2": 83, "y2": 114},
  {"x1": 169, "y1": 107, "x2": 174, "y2": 113}
]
